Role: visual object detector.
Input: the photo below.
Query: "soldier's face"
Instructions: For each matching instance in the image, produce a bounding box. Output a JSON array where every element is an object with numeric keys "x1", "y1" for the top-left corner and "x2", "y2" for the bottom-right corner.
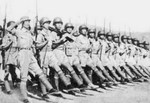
[
  {"x1": 108, "y1": 36, "x2": 112, "y2": 41},
  {"x1": 128, "y1": 39, "x2": 132, "y2": 44},
  {"x1": 55, "y1": 23, "x2": 62, "y2": 30},
  {"x1": 66, "y1": 27, "x2": 73, "y2": 34},
  {"x1": 81, "y1": 29, "x2": 87, "y2": 36},
  {"x1": 23, "y1": 20, "x2": 30, "y2": 29},
  {"x1": 89, "y1": 32, "x2": 95, "y2": 38},
  {"x1": 114, "y1": 37, "x2": 119, "y2": 42}
]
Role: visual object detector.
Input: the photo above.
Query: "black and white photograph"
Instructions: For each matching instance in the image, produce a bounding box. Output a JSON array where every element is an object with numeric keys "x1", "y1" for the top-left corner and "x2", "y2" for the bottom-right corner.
[{"x1": 0, "y1": 0, "x2": 150, "y2": 103}]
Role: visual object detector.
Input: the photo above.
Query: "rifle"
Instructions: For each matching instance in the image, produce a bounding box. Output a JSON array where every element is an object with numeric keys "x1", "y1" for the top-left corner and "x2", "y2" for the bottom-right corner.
[
  {"x1": 34, "y1": 0, "x2": 41, "y2": 66},
  {"x1": 2, "y1": 4, "x2": 7, "y2": 70}
]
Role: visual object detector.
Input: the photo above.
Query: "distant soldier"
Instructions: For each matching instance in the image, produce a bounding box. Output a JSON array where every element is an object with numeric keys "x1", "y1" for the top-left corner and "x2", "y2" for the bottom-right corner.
[
  {"x1": 100, "y1": 32, "x2": 121, "y2": 82},
  {"x1": 7, "y1": 16, "x2": 59, "y2": 103},
  {"x1": 115, "y1": 35, "x2": 136, "y2": 80},
  {"x1": 111, "y1": 33, "x2": 131, "y2": 82}
]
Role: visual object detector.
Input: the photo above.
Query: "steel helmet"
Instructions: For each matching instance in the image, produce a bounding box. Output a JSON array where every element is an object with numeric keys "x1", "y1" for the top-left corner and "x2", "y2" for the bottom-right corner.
[
  {"x1": 79, "y1": 24, "x2": 88, "y2": 34},
  {"x1": 64, "y1": 23, "x2": 74, "y2": 30},
  {"x1": 53, "y1": 17, "x2": 63, "y2": 25},
  {"x1": 20, "y1": 16, "x2": 30, "y2": 22},
  {"x1": 40, "y1": 17, "x2": 51, "y2": 26}
]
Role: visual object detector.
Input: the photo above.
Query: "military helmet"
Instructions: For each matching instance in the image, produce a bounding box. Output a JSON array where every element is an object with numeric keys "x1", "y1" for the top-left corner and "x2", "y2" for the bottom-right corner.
[
  {"x1": 113, "y1": 33, "x2": 120, "y2": 43},
  {"x1": 64, "y1": 23, "x2": 74, "y2": 30},
  {"x1": 53, "y1": 17, "x2": 63, "y2": 25},
  {"x1": 88, "y1": 27, "x2": 96, "y2": 34},
  {"x1": 97, "y1": 30, "x2": 106, "y2": 39},
  {"x1": 7, "y1": 21, "x2": 15, "y2": 27},
  {"x1": 132, "y1": 38, "x2": 139, "y2": 45},
  {"x1": 121, "y1": 35, "x2": 128, "y2": 43},
  {"x1": 106, "y1": 32, "x2": 113, "y2": 41},
  {"x1": 79, "y1": 24, "x2": 88, "y2": 34},
  {"x1": 40, "y1": 17, "x2": 51, "y2": 26},
  {"x1": 20, "y1": 16, "x2": 30, "y2": 22},
  {"x1": 127, "y1": 36, "x2": 132, "y2": 44}
]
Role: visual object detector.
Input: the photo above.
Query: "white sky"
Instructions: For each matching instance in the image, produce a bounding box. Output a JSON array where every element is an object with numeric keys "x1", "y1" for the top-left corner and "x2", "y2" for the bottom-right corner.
[{"x1": 0, "y1": 0, "x2": 150, "y2": 32}]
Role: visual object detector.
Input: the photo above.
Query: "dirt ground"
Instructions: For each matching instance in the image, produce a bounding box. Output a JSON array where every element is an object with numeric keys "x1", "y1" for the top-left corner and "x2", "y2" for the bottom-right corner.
[{"x1": 0, "y1": 81, "x2": 150, "y2": 103}]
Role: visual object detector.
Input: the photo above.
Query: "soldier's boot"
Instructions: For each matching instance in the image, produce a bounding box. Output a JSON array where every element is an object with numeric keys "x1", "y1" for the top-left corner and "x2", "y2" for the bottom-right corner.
[
  {"x1": 102, "y1": 69, "x2": 114, "y2": 82},
  {"x1": 116, "y1": 67, "x2": 127, "y2": 79},
  {"x1": 142, "y1": 67, "x2": 150, "y2": 77},
  {"x1": 20, "y1": 81, "x2": 28, "y2": 102},
  {"x1": 110, "y1": 70, "x2": 121, "y2": 81},
  {"x1": 40, "y1": 81, "x2": 49, "y2": 99},
  {"x1": 54, "y1": 72, "x2": 59, "y2": 91},
  {"x1": 80, "y1": 72, "x2": 98, "y2": 89},
  {"x1": 86, "y1": 69, "x2": 93, "y2": 83},
  {"x1": 39, "y1": 74, "x2": 58, "y2": 94},
  {"x1": 122, "y1": 66, "x2": 135, "y2": 78},
  {"x1": 58, "y1": 71, "x2": 70, "y2": 86},
  {"x1": 127, "y1": 65, "x2": 142, "y2": 78},
  {"x1": 75, "y1": 65, "x2": 93, "y2": 85},
  {"x1": 136, "y1": 66, "x2": 149, "y2": 78},
  {"x1": 4, "y1": 81, "x2": 12, "y2": 94},
  {"x1": 70, "y1": 70, "x2": 83, "y2": 85},
  {"x1": 4, "y1": 67, "x2": 12, "y2": 94},
  {"x1": 94, "y1": 69, "x2": 106, "y2": 80}
]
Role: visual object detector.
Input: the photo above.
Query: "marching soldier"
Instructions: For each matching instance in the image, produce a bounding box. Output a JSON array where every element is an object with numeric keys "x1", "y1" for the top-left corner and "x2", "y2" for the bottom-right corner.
[
  {"x1": 51, "y1": 17, "x2": 86, "y2": 90},
  {"x1": 64, "y1": 23, "x2": 98, "y2": 89},
  {"x1": 99, "y1": 32, "x2": 121, "y2": 82},
  {"x1": 7, "y1": 16, "x2": 59, "y2": 103},
  {"x1": 1, "y1": 21, "x2": 20, "y2": 94},
  {"x1": 36, "y1": 17, "x2": 77, "y2": 98},
  {"x1": 115, "y1": 35, "x2": 136, "y2": 80},
  {"x1": 111, "y1": 33, "x2": 132, "y2": 82},
  {"x1": 76, "y1": 25, "x2": 110, "y2": 88}
]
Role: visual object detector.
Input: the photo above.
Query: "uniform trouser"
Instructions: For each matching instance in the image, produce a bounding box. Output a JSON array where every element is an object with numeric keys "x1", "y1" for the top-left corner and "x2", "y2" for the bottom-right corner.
[
  {"x1": 62, "y1": 63, "x2": 83, "y2": 86},
  {"x1": 4, "y1": 64, "x2": 18, "y2": 92},
  {"x1": 17, "y1": 50, "x2": 53, "y2": 100},
  {"x1": 105, "y1": 65, "x2": 121, "y2": 81}
]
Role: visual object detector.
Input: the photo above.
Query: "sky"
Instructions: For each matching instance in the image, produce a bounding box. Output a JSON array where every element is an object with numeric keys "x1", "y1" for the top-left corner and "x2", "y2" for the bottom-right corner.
[{"x1": 0, "y1": 0, "x2": 150, "y2": 33}]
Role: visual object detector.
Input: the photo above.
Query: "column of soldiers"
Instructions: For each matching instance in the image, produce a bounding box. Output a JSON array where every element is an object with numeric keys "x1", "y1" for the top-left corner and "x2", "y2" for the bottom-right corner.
[{"x1": 0, "y1": 16, "x2": 150, "y2": 103}]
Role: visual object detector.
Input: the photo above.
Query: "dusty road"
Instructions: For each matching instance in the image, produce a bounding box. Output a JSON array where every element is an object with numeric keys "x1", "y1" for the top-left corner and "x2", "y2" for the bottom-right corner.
[{"x1": 0, "y1": 82, "x2": 150, "y2": 103}]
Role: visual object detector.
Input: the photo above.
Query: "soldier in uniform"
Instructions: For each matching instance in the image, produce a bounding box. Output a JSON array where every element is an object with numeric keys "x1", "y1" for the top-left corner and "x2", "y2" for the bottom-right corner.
[
  {"x1": 88, "y1": 27, "x2": 114, "y2": 87},
  {"x1": 64, "y1": 23, "x2": 98, "y2": 89},
  {"x1": 124, "y1": 36, "x2": 145, "y2": 81},
  {"x1": 97, "y1": 31, "x2": 118, "y2": 84},
  {"x1": 115, "y1": 35, "x2": 136, "y2": 80},
  {"x1": 99, "y1": 32, "x2": 121, "y2": 82},
  {"x1": 111, "y1": 33, "x2": 132, "y2": 82},
  {"x1": 1, "y1": 21, "x2": 20, "y2": 94},
  {"x1": 51, "y1": 17, "x2": 86, "y2": 90},
  {"x1": 7, "y1": 16, "x2": 59, "y2": 103},
  {"x1": 36, "y1": 17, "x2": 77, "y2": 97},
  {"x1": 76, "y1": 25, "x2": 111, "y2": 88},
  {"x1": 132, "y1": 39, "x2": 150, "y2": 78}
]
